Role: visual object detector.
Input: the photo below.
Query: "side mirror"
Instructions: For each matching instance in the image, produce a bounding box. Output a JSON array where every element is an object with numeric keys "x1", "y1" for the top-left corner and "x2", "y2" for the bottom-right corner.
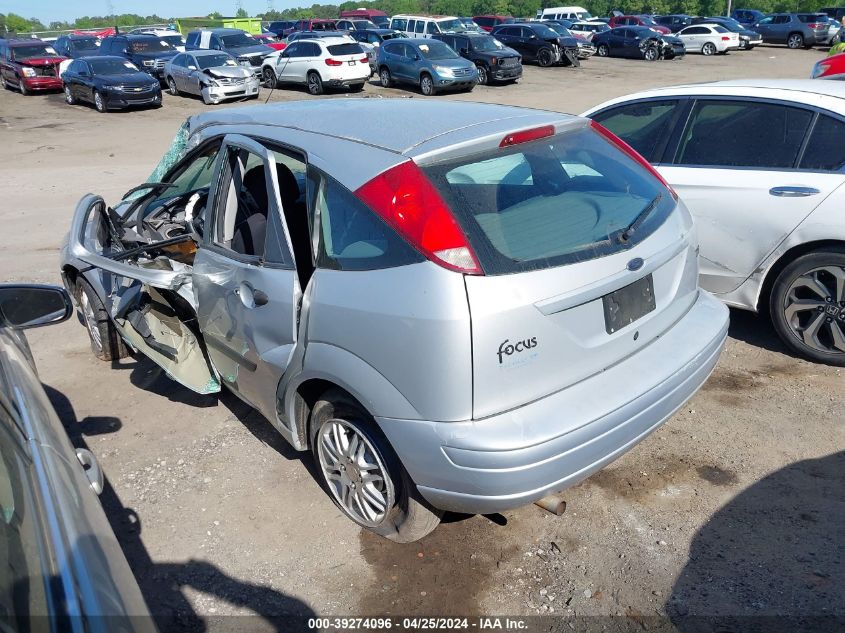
[
  {"x1": 0, "y1": 285, "x2": 72, "y2": 329},
  {"x1": 188, "y1": 65, "x2": 197, "y2": 70},
  {"x1": 459, "y1": 47, "x2": 468, "y2": 54}
]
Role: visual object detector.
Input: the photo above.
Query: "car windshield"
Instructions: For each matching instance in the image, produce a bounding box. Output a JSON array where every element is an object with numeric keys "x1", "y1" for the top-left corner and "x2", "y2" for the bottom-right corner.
[
  {"x1": 129, "y1": 39, "x2": 175, "y2": 53},
  {"x1": 70, "y1": 38, "x2": 99, "y2": 51},
  {"x1": 162, "y1": 35, "x2": 185, "y2": 47},
  {"x1": 195, "y1": 53, "x2": 236, "y2": 68},
  {"x1": 221, "y1": 33, "x2": 258, "y2": 47},
  {"x1": 417, "y1": 40, "x2": 459, "y2": 59},
  {"x1": 716, "y1": 20, "x2": 742, "y2": 32},
  {"x1": 472, "y1": 36, "x2": 505, "y2": 51},
  {"x1": 422, "y1": 127, "x2": 673, "y2": 274},
  {"x1": 544, "y1": 23, "x2": 573, "y2": 36},
  {"x1": 437, "y1": 19, "x2": 466, "y2": 32},
  {"x1": 89, "y1": 58, "x2": 140, "y2": 74},
  {"x1": 12, "y1": 44, "x2": 59, "y2": 60},
  {"x1": 639, "y1": 16, "x2": 658, "y2": 25},
  {"x1": 382, "y1": 32, "x2": 406, "y2": 39},
  {"x1": 354, "y1": 20, "x2": 378, "y2": 28},
  {"x1": 533, "y1": 24, "x2": 560, "y2": 38},
  {"x1": 713, "y1": 25, "x2": 729, "y2": 32}
]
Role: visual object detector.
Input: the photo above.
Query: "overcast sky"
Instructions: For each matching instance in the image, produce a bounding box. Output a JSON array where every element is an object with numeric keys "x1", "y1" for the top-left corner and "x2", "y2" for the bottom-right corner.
[{"x1": 5, "y1": 0, "x2": 296, "y2": 24}]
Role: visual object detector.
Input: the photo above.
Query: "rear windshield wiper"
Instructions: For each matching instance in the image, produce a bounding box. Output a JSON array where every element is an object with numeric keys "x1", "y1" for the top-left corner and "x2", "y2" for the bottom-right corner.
[{"x1": 610, "y1": 193, "x2": 662, "y2": 245}]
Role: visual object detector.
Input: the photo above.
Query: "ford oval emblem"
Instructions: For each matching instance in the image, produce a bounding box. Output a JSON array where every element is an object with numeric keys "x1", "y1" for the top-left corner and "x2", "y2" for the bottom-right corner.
[{"x1": 627, "y1": 257, "x2": 644, "y2": 272}]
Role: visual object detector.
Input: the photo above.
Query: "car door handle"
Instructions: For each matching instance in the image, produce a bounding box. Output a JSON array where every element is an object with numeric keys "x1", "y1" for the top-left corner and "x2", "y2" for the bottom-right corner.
[
  {"x1": 769, "y1": 186, "x2": 821, "y2": 197},
  {"x1": 76, "y1": 448, "x2": 104, "y2": 495}
]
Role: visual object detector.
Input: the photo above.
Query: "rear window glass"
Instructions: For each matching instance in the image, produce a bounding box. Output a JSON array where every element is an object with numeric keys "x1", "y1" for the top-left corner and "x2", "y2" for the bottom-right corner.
[
  {"x1": 422, "y1": 127, "x2": 673, "y2": 275},
  {"x1": 799, "y1": 115, "x2": 845, "y2": 171},
  {"x1": 327, "y1": 43, "x2": 364, "y2": 55}
]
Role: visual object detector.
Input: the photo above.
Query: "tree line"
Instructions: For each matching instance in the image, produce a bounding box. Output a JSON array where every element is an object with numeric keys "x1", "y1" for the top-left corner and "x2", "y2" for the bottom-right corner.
[{"x1": 1, "y1": 0, "x2": 833, "y2": 36}]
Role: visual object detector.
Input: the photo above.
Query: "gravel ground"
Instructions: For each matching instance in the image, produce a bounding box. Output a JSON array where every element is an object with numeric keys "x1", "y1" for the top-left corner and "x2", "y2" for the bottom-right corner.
[{"x1": 0, "y1": 44, "x2": 843, "y2": 631}]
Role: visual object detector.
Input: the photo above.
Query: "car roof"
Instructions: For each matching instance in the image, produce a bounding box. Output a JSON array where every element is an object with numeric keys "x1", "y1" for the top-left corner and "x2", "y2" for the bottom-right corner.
[
  {"x1": 583, "y1": 79, "x2": 845, "y2": 116},
  {"x1": 82, "y1": 55, "x2": 134, "y2": 62},
  {"x1": 189, "y1": 100, "x2": 578, "y2": 158},
  {"x1": 9, "y1": 38, "x2": 49, "y2": 46},
  {"x1": 297, "y1": 36, "x2": 354, "y2": 44}
]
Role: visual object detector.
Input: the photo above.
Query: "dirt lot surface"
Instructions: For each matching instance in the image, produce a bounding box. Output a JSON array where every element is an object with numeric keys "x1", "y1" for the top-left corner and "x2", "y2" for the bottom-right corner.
[{"x1": 1, "y1": 45, "x2": 843, "y2": 631}]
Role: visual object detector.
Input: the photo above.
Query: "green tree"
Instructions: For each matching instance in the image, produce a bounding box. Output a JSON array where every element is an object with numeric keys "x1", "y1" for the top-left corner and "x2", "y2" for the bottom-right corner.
[{"x1": 236, "y1": 7, "x2": 249, "y2": 17}]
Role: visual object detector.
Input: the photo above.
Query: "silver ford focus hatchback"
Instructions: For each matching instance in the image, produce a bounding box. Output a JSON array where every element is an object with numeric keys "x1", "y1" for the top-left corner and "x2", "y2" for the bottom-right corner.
[{"x1": 60, "y1": 100, "x2": 729, "y2": 541}]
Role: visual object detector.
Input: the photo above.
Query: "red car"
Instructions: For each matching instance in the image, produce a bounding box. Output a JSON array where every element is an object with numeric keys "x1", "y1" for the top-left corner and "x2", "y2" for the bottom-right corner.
[
  {"x1": 473, "y1": 15, "x2": 515, "y2": 32},
  {"x1": 812, "y1": 52, "x2": 845, "y2": 79},
  {"x1": 0, "y1": 39, "x2": 68, "y2": 95},
  {"x1": 608, "y1": 15, "x2": 671, "y2": 34},
  {"x1": 254, "y1": 33, "x2": 287, "y2": 50}
]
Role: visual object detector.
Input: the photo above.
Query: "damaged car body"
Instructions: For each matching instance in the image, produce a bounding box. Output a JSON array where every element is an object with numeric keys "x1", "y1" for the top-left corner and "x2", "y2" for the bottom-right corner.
[
  {"x1": 164, "y1": 50, "x2": 260, "y2": 104},
  {"x1": 61, "y1": 101, "x2": 728, "y2": 542}
]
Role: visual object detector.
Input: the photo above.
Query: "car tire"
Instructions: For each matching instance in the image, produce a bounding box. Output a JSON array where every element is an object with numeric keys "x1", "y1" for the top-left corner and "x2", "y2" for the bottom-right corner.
[
  {"x1": 19, "y1": 78, "x2": 29, "y2": 96},
  {"x1": 596, "y1": 43, "x2": 610, "y2": 57},
  {"x1": 75, "y1": 278, "x2": 130, "y2": 362},
  {"x1": 702, "y1": 42, "x2": 717, "y2": 55},
  {"x1": 0, "y1": 75, "x2": 8, "y2": 90},
  {"x1": 787, "y1": 33, "x2": 804, "y2": 49},
  {"x1": 476, "y1": 64, "x2": 488, "y2": 85},
  {"x1": 769, "y1": 248, "x2": 845, "y2": 367},
  {"x1": 538, "y1": 47, "x2": 554, "y2": 67},
  {"x1": 64, "y1": 84, "x2": 76, "y2": 105},
  {"x1": 643, "y1": 45, "x2": 659, "y2": 61},
  {"x1": 93, "y1": 90, "x2": 106, "y2": 113},
  {"x1": 262, "y1": 66, "x2": 277, "y2": 88},
  {"x1": 379, "y1": 67, "x2": 393, "y2": 87},
  {"x1": 310, "y1": 389, "x2": 442, "y2": 542},
  {"x1": 167, "y1": 77, "x2": 179, "y2": 96},
  {"x1": 350, "y1": 82, "x2": 364, "y2": 92},
  {"x1": 419, "y1": 72, "x2": 435, "y2": 96},
  {"x1": 307, "y1": 71, "x2": 324, "y2": 95}
]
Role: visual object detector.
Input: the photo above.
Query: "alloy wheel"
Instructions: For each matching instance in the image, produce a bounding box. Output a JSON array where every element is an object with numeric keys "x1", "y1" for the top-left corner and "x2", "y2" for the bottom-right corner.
[
  {"x1": 379, "y1": 68, "x2": 391, "y2": 87},
  {"x1": 597, "y1": 44, "x2": 609, "y2": 57},
  {"x1": 420, "y1": 74, "x2": 433, "y2": 95},
  {"x1": 168, "y1": 77, "x2": 179, "y2": 95},
  {"x1": 702, "y1": 42, "x2": 716, "y2": 55},
  {"x1": 262, "y1": 67, "x2": 276, "y2": 88},
  {"x1": 94, "y1": 91, "x2": 105, "y2": 112},
  {"x1": 316, "y1": 419, "x2": 394, "y2": 527},
  {"x1": 782, "y1": 266, "x2": 845, "y2": 356},
  {"x1": 78, "y1": 290, "x2": 103, "y2": 353},
  {"x1": 64, "y1": 85, "x2": 75, "y2": 104},
  {"x1": 644, "y1": 46, "x2": 658, "y2": 61},
  {"x1": 538, "y1": 48, "x2": 554, "y2": 66},
  {"x1": 476, "y1": 65, "x2": 488, "y2": 85},
  {"x1": 787, "y1": 34, "x2": 803, "y2": 48}
]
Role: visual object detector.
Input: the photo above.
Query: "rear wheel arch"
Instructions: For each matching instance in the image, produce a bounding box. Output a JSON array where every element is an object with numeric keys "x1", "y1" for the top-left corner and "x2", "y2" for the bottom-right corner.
[{"x1": 757, "y1": 240, "x2": 845, "y2": 311}]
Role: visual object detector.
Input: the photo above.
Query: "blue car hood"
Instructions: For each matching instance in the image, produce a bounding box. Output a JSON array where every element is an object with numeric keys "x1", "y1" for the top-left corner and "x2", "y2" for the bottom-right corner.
[{"x1": 427, "y1": 56, "x2": 475, "y2": 70}]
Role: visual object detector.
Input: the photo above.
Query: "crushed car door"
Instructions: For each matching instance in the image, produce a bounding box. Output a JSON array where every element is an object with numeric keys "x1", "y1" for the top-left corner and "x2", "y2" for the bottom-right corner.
[
  {"x1": 192, "y1": 134, "x2": 305, "y2": 422},
  {"x1": 66, "y1": 138, "x2": 226, "y2": 394}
]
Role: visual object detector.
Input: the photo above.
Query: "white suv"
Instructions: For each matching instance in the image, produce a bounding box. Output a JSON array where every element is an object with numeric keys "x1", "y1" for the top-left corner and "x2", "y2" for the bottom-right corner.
[
  {"x1": 389, "y1": 15, "x2": 466, "y2": 38},
  {"x1": 261, "y1": 37, "x2": 370, "y2": 95}
]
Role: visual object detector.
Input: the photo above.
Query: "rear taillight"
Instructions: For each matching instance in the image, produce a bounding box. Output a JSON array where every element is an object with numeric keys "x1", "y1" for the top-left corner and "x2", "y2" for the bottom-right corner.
[
  {"x1": 325, "y1": 58, "x2": 343, "y2": 66},
  {"x1": 721, "y1": 36, "x2": 730, "y2": 40},
  {"x1": 360, "y1": 56, "x2": 368, "y2": 63},
  {"x1": 809, "y1": 22, "x2": 822, "y2": 28},
  {"x1": 590, "y1": 119, "x2": 678, "y2": 200},
  {"x1": 500, "y1": 125, "x2": 555, "y2": 147},
  {"x1": 355, "y1": 161, "x2": 482, "y2": 274}
]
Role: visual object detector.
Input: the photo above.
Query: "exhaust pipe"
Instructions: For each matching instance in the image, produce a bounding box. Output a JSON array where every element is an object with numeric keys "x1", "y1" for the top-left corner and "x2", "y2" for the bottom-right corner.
[{"x1": 534, "y1": 494, "x2": 566, "y2": 516}]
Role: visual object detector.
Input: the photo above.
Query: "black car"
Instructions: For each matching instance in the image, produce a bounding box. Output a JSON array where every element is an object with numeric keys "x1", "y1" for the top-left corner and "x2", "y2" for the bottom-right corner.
[
  {"x1": 267, "y1": 20, "x2": 297, "y2": 37},
  {"x1": 53, "y1": 34, "x2": 101, "y2": 58},
  {"x1": 99, "y1": 34, "x2": 177, "y2": 82},
  {"x1": 654, "y1": 14, "x2": 694, "y2": 32},
  {"x1": 593, "y1": 26, "x2": 685, "y2": 60},
  {"x1": 432, "y1": 32, "x2": 522, "y2": 84},
  {"x1": 62, "y1": 55, "x2": 162, "y2": 112},
  {"x1": 491, "y1": 22, "x2": 579, "y2": 66},
  {"x1": 691, "y1": 16, "x2": 763, "y2": 49}
]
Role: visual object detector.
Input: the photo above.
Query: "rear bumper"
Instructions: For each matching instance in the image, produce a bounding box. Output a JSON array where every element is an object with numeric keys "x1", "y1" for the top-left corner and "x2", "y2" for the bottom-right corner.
[
  {"x1": 377, "y1": 290, "x2": 729, "y2": 515},
  {"x1": 21, "y1": 76, "x2": 62, "y2": 91}
]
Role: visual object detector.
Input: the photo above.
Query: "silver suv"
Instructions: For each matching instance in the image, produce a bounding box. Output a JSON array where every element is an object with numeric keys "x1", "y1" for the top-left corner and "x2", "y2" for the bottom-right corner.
[{"x1": 60, "y1": 101, "x2": 728, "y2": 542}]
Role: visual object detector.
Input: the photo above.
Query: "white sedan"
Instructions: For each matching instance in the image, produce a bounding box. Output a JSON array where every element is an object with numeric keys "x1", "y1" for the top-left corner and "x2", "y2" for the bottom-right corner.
[
  {"x1": 583, "y1": 80, "x2": 845, "y2": 365},
  {"x1": 676, "y1": 24, "x2": 739, "y2": 54},
  {"x1": 568, "y1": 21, "x2": 610, "y2": 41},
  {"x1": 261, "y1": 36, "x2": 370, "y2": 95}
]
